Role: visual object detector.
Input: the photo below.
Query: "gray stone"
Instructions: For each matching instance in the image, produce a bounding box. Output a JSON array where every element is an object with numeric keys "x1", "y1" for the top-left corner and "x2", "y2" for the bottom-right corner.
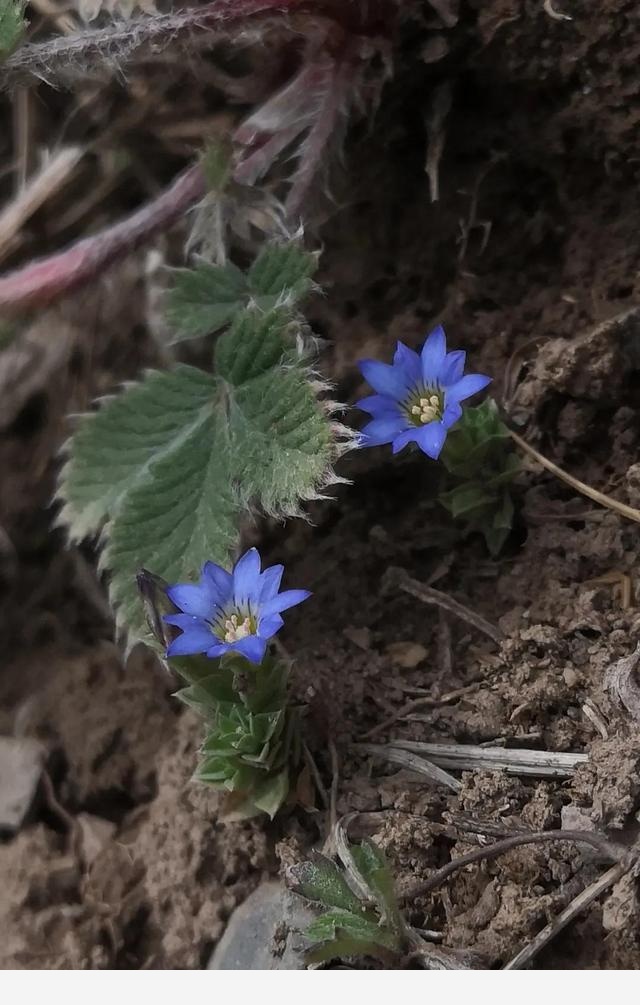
[
  {"x1": 0, "y1": 736, "x2": 45, "y2": 833},
  {"x1": 208, "y1": 881, "x2": 315, "y2": 970}
]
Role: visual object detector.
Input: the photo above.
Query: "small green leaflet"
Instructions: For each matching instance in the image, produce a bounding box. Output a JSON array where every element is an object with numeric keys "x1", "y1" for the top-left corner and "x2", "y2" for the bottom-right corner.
[{"x1": 165, "y1": 243, "x2": 318, "y2": 344}]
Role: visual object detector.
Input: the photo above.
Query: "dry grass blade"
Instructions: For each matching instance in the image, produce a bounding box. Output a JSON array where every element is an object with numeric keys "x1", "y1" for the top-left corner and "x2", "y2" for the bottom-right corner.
[
  {"x1": 387, "y1": 740, "x2": 588, "y2": 779},
  {"x1": 0, "y1": 147, "x2": 84, "y2": 263},
  {"x1": 509, "y1": 429, "x2": 640, "y2": 525},
  {"x1": 331, "y1": 812, "x2": 376, "y2": 903},
  {"x1": 359, "y1": 743, "x2": 462, "y2": 792},
  {"x1": 503, "y1": 861, "x2": 629, "y2": 970},
  {"x1": 381, "y1": 566, "x2": 503, "y2": 644}
]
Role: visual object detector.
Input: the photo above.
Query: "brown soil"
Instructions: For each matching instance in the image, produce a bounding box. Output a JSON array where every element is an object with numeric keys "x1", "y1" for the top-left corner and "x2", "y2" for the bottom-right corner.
[{"x1": 2, "y1": 0, "x2": 640, "y2": 969}]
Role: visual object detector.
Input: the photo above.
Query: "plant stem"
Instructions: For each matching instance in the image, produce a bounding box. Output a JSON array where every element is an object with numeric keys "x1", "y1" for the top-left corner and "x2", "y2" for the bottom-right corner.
[
  {"x1": 0, "y1": 163, "x2": 204, "y2": 315},
  {"x1": 0, "y1": 0, "x2": 303, "y2": 90}
]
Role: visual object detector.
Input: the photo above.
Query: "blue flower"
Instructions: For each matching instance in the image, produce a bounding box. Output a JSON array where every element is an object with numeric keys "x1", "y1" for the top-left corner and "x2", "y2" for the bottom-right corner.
[
  {"x1": 163, "y1": 548, "x2": 310, "y2": 665},
  {"x1": 356, "y1": 326, "x2": 491, "y2": 460}
]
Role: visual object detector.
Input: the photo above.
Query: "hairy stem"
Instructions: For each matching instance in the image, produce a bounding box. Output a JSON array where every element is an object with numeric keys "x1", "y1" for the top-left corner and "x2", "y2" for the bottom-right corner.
[
  {"x1": 0, "y1": 163, "x2": 204, "y2": 315},
  {"x1": 0, "y1": 0, "x2": 303, "y2": 89}
]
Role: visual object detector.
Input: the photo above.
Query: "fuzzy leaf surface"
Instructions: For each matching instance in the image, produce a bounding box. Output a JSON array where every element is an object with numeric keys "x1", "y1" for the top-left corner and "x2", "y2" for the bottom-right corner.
[
  {"x1": 59, "y1": 365, "x2": 217, "y2": 541},
  {"x1": 166, "y1": 262, "x2": 248, "y2": 342}
]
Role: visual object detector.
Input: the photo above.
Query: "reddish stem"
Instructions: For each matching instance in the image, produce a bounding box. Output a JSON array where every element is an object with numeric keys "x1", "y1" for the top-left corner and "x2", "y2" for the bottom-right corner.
[
  {"x1": 0, "y1": 0, "x2": 400, "y2": 314},
  {"x1": 0, "y1": 164, "x2": 205, "y2": 316}
]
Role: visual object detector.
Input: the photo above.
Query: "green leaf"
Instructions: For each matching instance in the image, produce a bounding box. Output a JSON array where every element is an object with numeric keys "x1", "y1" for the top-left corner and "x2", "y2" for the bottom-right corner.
[
  {"x1": 441, "y1": 483, "x2": 494, "y2": 519},
  {"x1": 350, "y1": 840, "x2": 404, "y2": 936},
  {"x1": 231, "y1": 368, "x2": 332, "y2": 515},
  {"x1": 251, "y1": 767, "x2": 290, "y2": 818},
  {"x1": 103, "y1": 412, "x2": 238, "y2": 637},
  {"x1": 306, "y1": 909, "x2": 397, "y2": 949},
  {"x1": 248, "y1": 243, "x2": 317, "y2": 303},
  {"x1": 0, "y1": 0, "x2": 25, "y2": 58},
  {"x1": 58, "y1": 365, "x2": 216, "y2": 541},
  {"x1": 215, "y1": 306, "x2": 290, "y2": 385},
  {"x1": 287, "y1": 855, "x2": 365, "y2": 914},
  {"x1": 166, "y1": 263, "x2": 248, "y2": 342}
]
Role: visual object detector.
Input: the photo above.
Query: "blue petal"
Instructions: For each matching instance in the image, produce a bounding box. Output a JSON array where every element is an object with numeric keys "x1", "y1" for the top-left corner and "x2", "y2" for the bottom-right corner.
[
  {"x1": 442, "y1": 402, "x2": 463, "y2": 429},
  {"x1": 361, "y1": 416, "x2": 406, "y2": 447},
  {"x1": 261, "y1": 589, "x2": 311, "y2": 618},
  {"x1": 447, "y1": 373, "x2": 491, "y2": 404},
  {"x1": 358, "y1": 359, "x2": 413, "y2": 400},
  {"x1": 416, "y1": 421, "x2": 447, "y2": 459},
  {"x1": 167, "y1": 623, "x2": 216, "y2": 657},
  {"x1": 166, "y1": 583, "x2": 215, "y2": 618},
  {"x1": 203, "y1": 561, "x2": 233, "y2": 602},
  {"x1": 420, "y1": 325, "x2": 447, "y2": 381},
  {"x1": 393, "y1": 341, "x2": 422, "y2": 385},
  {"x1": 259, "y1": 564, "x2": 284, "y2": 601},
  {"x1": 356, "y1": 394, "x2": 401, "y2": 419},
  {"x1": 164, "y1": 613, "x2": 209, "y2": 630},
  {"x1": 232, "y1": 547, "x2": 261, "y2": 605},
  {"x1": 206, "y1": 642, "x2": 229, "y2": 658},
  {"x1": 233, "y1": 634, "x2": 267, "y2": 664},
  {"x1": 391, "y1": 427, "x2": 420, "y2": 454},
  {"x1": 439, "y1": 350, "x2": 466, "y2": 386},
  {"x1": 258, "y1": 613, "x2": 284, "y2": 639}
]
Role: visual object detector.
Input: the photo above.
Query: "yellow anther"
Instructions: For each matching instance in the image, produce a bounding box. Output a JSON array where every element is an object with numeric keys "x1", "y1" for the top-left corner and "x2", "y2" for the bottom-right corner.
[
  {"x1": 411, "y1": 405, "x2": 422, "y2": 415},
  {"x1": 223, "y1": 613, "x2": 252, "y2": 644}
]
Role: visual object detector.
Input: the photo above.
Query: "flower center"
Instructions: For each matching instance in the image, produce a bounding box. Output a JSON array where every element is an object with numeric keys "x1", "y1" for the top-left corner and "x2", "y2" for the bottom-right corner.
[
  {"x1": 405, "y1": 388, "x2": 443, "y2": 426},
  {"x1": 221, "y1": 612, "x2": 254, "y2": 643}
]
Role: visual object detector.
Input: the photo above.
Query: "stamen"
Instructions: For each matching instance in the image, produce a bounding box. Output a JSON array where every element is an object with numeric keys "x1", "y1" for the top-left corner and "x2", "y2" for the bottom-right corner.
[
  {"x1": 420, "y1": 406, "x2": 437, "y2": 423},
  {"x1": 406, "y1": 387, "x2": 443, "y2": 426},
  {"x1": 222, "y1": 613, "x2": 253, "y2": 643}
]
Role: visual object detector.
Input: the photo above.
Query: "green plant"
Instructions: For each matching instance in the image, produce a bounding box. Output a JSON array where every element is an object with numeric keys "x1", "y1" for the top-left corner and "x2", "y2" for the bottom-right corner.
[
  {"x1": 286, "y1": 840, "x2": 406, "y2": 965},
  {"x1": 439, "y1": 398, "x2": 519, "y2": 555},
  {"x1": 58, "y1": 239, "x2": 350, "y2": 647}
]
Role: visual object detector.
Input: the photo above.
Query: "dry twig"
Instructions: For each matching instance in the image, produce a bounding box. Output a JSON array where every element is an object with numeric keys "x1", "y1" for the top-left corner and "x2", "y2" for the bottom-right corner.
[
  {"x1": 509, "y1": 429, "x2": 640, "y2": 526},
  {"x1": 503, "y1": 861, "x2": 629, "y2": 970},
  {"x1": 359, "y1": 743, "x2": 462, "y2": 792},
  {"x1": 401, "y1": 829, "x2": 625, "y2": 903},
  {"x1": 385, "y1": 740, "x2": 588, "y2": 779},
  {"x1": 381, "y1": 567, "x2": 503, "y2": 645}
]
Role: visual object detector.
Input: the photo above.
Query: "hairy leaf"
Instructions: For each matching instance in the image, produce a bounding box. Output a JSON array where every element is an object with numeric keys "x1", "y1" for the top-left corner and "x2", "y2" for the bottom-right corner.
[
  {"x1": 248, "y1": 242, "x2": 317, "y2": 303},
  {"x1": 60, "y1": 249, "x2": 344, "y2": 646},
  {"x1": 59, "y1": 365, "x2": 216, "y2": 541},
  {"x1": 166, "y1": 262, "x2": 248, "y2": 342},
  {"x1": 287, "y1": 855, "x2": 365, "y2": 914},
  {"x1": 104, "y1": 412, "x2": 237, "y2": 636},
  {"x1": 350, "y1": 840, "x2": 404, "y2": 936}
]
